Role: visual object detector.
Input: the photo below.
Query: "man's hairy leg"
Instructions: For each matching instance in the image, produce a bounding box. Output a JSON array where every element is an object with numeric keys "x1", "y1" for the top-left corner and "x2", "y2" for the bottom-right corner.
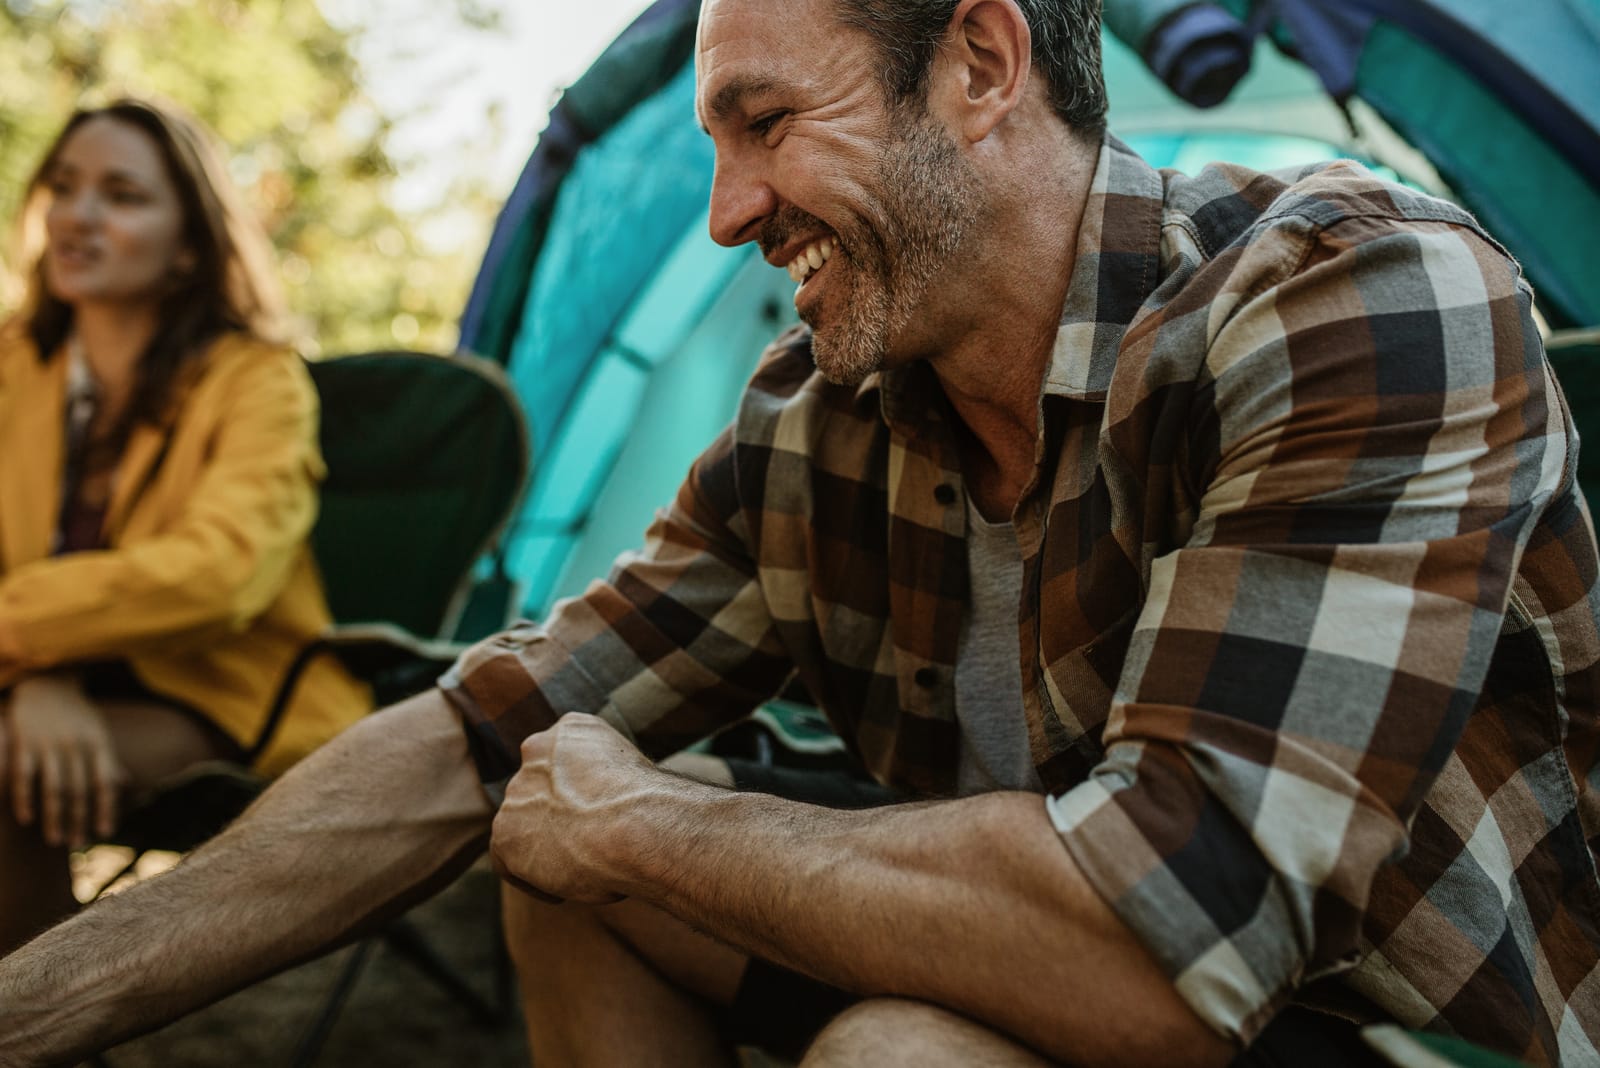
[{"x1": 0, "y1": 690, "x2": 492, "y2": 1067}]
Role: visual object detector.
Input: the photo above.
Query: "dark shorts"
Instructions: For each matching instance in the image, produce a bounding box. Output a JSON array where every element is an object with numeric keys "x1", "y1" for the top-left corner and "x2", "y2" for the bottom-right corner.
[{"x1": 717, "y1": 758, "x2": 1383, "y2": 1066}]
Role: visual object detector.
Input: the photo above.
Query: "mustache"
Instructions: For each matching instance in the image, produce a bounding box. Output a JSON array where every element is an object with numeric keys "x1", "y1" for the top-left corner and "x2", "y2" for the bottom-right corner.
[{"x1": 758, "y1": 206, "x2": 831, "y2": 260}]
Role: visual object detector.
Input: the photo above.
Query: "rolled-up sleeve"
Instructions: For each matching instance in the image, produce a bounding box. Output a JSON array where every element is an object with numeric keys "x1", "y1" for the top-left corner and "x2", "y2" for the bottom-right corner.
[
  {"x1": 1048, "y1": 216, "x2": 1565, "y2": 1042},
  {"x1": 440, "y1": 426, "x2": 795, "y2": 783}
]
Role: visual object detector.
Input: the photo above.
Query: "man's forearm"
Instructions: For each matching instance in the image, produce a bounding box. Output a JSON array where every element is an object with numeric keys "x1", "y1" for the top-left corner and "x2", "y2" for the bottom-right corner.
[
  {"x1": 0, "y1": 690, "x2": 492, "y2": 1066},
  {"x1": 613, "y1": 785, "x2": 1233, "y2": 1068}
]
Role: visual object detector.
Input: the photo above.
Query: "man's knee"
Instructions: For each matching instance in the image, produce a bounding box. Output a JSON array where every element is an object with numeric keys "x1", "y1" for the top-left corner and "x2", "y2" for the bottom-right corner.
[
  {"x1": 501, "y1": 884, "x2": 748, "y2": 1007},
  {"x1": 500, "y1": 881, "x2": 601, "y2": 967},
  {"x1": 801, "y1": 998, "x2": 1053, "y2": 1067}
]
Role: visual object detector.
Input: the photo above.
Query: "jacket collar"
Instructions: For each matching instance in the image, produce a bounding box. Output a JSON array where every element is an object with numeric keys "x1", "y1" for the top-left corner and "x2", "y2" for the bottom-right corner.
[{"x1": 0, "y1": 331, "x2": 214, "y2": 567}]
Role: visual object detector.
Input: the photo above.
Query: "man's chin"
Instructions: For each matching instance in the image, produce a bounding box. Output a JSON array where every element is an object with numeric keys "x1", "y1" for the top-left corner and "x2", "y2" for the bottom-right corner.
[{"x1": 808, "y1": 330, "x2": 882, "y2": 387}]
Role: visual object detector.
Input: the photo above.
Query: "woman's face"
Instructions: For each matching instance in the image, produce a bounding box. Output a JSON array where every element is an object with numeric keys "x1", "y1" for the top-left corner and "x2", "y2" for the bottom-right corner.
[{"x1": 41, "y1": 116, "x2": 191, "y2": 312}]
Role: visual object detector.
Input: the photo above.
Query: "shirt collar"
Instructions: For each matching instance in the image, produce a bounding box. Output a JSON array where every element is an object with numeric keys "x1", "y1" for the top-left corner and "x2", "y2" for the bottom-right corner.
[{"x1": 1041, "y1": 134, "x2": 1165, "y2": 402}]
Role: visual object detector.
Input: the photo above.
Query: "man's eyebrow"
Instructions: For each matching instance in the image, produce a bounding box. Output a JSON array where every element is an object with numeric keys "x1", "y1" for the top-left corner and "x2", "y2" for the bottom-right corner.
[{"x1": 700, "y1": 75, "x2": 783, "y2": 132}]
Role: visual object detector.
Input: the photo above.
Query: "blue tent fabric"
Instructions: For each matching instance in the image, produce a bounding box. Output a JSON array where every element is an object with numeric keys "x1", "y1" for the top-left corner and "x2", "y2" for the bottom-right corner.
[
  {"x1": 1116, "y1": 0, "x2": 1600, "y2": 326},
  {"x1": 1258, "y1": 0, "x2": 1600, "y2": 179},
  {"x1": 507, "y1": 63, "x2": 713, "y2": 460},
  {"x1": 458, "y1": 0, "x2": 701, "y2": 363},
  {"x1": 1362, "y1": 0, "x2": 1600, "y2": 179}
]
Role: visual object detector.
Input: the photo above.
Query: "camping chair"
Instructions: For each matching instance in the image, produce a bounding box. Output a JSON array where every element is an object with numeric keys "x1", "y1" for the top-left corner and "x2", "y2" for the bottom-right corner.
[{"x1": 97, "y1": 349, "x2": 530, "y2": 1064}]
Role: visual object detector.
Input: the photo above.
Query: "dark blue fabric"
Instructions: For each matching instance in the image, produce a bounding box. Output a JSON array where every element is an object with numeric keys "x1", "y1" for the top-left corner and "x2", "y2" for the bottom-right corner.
[
  {"x1": 1145, "y1": 4, "x2": 1257, "y2": 108},
  {"x1": 1266, "y1": 0, "x2": 1377, "y2": 100}
]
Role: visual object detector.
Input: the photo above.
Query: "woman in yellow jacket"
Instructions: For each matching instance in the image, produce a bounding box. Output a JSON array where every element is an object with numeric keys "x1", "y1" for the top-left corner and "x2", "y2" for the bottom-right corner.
[{"x1": 0, "y1": 99, "x2": 368, "y2": 953}]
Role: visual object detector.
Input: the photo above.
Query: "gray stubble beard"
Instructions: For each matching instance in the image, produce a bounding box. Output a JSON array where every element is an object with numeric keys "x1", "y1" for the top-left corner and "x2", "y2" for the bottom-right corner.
[{"x1": 806, "y1": 110, "x2": 978, "y2": 387}]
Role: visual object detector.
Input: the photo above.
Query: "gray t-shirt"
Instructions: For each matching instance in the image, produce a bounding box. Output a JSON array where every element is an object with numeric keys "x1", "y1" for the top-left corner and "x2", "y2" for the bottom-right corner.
[{"x1": 954, "y1": 495, "x2": 1042, "y2": 796}]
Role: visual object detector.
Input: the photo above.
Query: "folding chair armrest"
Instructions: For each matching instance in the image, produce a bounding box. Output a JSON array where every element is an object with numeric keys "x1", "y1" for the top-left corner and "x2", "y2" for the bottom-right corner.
[
  {"x1": 246, "y1": 625, "x2": 468, "y2": 765},
  {"x1": 317, "y1": 623, "x2": 468, "y2": 678}
]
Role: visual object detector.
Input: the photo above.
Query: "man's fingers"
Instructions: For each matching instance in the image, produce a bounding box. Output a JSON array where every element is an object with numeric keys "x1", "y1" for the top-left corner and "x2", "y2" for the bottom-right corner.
[{"x1": 91, "y1": 747, "x2": 123, "y2": 841}]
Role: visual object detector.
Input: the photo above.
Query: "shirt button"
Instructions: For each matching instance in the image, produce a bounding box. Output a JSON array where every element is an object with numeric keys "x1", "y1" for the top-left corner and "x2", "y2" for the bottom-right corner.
[
  {"x1": 933, "y1": 483, "x2": 956, "y2": 505},
  {"x1": 914, "y1": 667, "x2": 939, "y2": 688}
]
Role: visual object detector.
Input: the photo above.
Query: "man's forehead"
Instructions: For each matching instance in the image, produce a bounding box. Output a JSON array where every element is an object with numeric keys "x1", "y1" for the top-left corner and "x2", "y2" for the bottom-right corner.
[
  {"x1": 695, "y1": 0, "x2": 842, "y2": 115},
  {"x1": 695, "y1": 0, "x2": 844, "y2": 71}
]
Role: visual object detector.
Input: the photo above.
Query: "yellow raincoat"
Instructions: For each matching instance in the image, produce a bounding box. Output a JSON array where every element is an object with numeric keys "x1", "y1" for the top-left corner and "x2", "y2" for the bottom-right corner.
[{"x1": 0, "y1": 324, "x2": 368, "y2": 775}]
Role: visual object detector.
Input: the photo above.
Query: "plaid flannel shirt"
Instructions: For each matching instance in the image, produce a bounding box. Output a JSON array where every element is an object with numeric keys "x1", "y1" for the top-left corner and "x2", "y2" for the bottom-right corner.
[{"x1": 443, "y1": 137, "x2": 1600, "y2": 1062}]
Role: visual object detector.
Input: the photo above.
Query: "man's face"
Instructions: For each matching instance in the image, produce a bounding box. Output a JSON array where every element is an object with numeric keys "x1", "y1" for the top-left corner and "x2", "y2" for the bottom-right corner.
[{"x1": 696, "y1": 0, "x2": 977, "y2": 385}]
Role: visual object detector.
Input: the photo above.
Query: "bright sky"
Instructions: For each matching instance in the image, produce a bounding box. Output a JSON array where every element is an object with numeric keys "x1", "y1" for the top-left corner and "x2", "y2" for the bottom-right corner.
[{"x1": 324, "y1": 0, "x2": 656, "y2": 251}]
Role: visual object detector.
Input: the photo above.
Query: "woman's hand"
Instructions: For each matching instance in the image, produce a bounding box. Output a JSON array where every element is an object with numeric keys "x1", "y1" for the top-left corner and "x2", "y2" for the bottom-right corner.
[{"x1": 1, "y1": 675, "x2": 126, "y2": 847}]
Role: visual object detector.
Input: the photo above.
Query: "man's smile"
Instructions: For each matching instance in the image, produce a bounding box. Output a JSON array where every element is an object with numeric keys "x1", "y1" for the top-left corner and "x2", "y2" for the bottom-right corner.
[{"x1": 785, "y1": 235, "x2": 837, "y2": 284}]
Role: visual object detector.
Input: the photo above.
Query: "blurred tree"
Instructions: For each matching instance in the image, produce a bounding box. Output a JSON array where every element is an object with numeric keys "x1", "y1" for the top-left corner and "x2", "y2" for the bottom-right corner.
[{"x1": 0, "y1": 0, "x2": 498, "y2": 355}]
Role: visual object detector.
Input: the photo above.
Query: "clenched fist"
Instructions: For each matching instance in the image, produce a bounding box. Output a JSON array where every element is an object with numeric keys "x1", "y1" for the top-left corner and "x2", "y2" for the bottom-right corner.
[{"x1": 490, "y1": 712, "x2": 676, "y2": 904}]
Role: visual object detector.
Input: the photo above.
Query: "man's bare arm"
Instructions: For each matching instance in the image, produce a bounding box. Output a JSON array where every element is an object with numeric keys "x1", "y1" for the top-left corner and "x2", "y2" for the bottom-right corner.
[
  {"x1": 493, "y1": 714, "x2": 1234, "y2": 1068},
  {"x1": 0, "y1": 690, "x2": 492, "y2": 1067}
]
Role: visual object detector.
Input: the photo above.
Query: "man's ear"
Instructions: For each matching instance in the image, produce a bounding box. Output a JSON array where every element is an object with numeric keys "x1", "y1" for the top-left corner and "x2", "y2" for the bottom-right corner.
[{"x1": 931, "y1": 0, "x2": 1032, "y2": 143}]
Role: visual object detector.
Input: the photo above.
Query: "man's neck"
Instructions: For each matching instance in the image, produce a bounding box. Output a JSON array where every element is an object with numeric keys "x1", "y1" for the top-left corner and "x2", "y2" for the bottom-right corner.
[{"x1": 929, "y1": 130, "x2": 1097, "y2": 521}]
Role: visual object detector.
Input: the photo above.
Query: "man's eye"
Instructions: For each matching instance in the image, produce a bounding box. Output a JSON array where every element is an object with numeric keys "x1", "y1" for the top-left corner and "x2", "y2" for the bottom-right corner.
[{"x1": 750, "y1": 111, "x2": 788, "y2": 138}]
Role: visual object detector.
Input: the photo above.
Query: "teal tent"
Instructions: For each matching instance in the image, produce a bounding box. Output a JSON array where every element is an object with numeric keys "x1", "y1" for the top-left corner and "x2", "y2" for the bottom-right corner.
[{"x1": 460, "y1": 0, "x2": 1600, "y2": 618}]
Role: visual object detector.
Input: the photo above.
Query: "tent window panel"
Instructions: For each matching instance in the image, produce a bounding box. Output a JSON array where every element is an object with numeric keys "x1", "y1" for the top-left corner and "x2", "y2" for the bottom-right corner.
[
  {"x1": 507, "y1": 349, "x2": 652, "y2": 608},
  {"x1": 545, "y1": 260, "x2": 799, "y2": 611}
]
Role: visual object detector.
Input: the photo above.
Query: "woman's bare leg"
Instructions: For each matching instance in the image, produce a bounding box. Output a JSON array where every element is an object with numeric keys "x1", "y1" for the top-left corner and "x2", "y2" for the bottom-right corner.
[{"x1": 0, "y1": 695, "x2": 235, "y2": 955}]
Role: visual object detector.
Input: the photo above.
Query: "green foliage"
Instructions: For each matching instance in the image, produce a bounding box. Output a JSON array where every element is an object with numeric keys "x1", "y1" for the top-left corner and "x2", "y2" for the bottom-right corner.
[{"x1": 0, "y1": 0, "x2": 492, "y2": 355}]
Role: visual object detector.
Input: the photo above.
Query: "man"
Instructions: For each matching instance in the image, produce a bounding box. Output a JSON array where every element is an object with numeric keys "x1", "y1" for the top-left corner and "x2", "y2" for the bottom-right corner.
[{"x1": 3, "y1": 0, "x2": 1597, "y2": 1064}]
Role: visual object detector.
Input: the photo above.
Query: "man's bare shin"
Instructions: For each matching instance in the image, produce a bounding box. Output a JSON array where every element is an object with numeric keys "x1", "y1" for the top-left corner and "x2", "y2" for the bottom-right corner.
[{"x1": 0, "y1": 690, "x2": 493, "y2": 1066}]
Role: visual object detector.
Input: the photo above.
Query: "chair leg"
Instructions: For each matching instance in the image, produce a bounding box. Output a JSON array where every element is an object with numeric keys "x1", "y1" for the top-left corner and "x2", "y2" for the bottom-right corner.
[
  {"x1": 382, "y1": 916, "x2": 503, "y2": 1027},
  {"x1": 289, "y1": 938, "x2": 376, "y2": 1068}
]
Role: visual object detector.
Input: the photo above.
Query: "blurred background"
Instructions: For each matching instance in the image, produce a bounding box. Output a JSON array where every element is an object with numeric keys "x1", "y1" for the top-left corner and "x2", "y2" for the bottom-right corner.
[{"x1": 0, "y1": 0, "x2": 651, "y2": 355}]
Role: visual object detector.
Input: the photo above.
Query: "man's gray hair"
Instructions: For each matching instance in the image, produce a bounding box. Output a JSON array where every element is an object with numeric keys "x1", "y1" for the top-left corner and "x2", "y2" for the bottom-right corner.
[{"x1": 835, "y1": 0, "x2": 1108, "y2": 134}]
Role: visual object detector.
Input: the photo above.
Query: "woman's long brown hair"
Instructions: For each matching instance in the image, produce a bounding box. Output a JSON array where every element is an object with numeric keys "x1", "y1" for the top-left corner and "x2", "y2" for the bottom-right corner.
[{"x1": 9, "y1": 97, "x2": 287, "y2": 444}]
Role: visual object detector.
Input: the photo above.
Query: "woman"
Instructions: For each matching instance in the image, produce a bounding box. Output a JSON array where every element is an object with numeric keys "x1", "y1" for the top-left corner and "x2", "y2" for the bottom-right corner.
[{"x1": 0, "y1": 99, "x2": 368, "y2": 953}]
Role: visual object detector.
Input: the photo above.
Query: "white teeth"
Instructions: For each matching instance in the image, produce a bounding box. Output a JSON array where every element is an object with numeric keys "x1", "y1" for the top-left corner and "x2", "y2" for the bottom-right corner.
[{"x1": 785, "y1": 237, "x2": 836, "y2": 285}]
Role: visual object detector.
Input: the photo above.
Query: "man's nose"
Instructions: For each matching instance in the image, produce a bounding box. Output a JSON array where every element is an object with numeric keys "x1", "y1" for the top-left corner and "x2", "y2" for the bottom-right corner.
[{"x1": 707, "y1": 153, "x2": 778, "y2": 248}]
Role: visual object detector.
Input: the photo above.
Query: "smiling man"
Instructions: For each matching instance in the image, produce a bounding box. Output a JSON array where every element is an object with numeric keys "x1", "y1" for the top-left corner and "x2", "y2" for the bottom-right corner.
[{"x1": 3, "y1": 0, "x2": 1599, "y2": 1065}]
